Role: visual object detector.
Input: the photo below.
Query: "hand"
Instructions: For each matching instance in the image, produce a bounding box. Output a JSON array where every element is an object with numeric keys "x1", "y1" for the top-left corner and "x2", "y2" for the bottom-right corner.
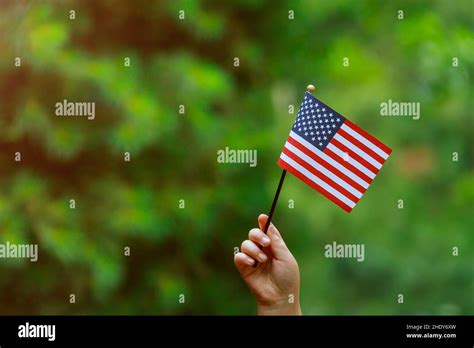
[{"x1": 234, "y1": 214, "x2": 301, "y2": 315}]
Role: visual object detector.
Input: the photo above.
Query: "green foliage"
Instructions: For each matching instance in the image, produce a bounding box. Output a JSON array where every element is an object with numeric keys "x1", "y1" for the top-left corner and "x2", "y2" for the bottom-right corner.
[{"x1": 0, "y1": 0, "x2": 472, "y2": 315}]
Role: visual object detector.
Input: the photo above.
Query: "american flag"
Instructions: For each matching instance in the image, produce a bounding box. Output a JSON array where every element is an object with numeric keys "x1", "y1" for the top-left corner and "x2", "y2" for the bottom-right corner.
[{"x1": 278, "y1": 92, "x2": 392, "y2": 212}]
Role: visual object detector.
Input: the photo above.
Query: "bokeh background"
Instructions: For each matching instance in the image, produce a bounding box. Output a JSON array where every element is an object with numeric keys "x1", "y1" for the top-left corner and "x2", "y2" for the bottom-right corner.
[{"x1": 0, "y1": 0, "x2": 472, "y2": 315}]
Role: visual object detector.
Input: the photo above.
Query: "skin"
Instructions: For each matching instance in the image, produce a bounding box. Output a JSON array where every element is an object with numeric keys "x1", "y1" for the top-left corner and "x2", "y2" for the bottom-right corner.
[{"x1": 234, "y1": 214, "x2": 301, "y2": 315}]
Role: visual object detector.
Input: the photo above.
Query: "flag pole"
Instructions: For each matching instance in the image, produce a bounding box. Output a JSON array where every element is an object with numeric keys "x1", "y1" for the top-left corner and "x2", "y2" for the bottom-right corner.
[
  {"x1": 261, "y1": 169, "x2": 287, "y2": 235},
  {"x1": 254, "y1": 84, "x2": 315, "y2": 267}
]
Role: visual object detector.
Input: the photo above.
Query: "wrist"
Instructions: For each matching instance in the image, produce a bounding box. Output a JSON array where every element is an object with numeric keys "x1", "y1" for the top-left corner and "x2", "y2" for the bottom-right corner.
[{"x1": 257, "y1": 298, "x2": 302, "y2": 315}]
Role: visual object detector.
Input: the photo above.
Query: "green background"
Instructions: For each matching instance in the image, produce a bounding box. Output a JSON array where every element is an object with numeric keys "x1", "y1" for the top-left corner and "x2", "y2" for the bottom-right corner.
[{"x1": 0, "y1": 0, "x2": 472, "y2": 314}]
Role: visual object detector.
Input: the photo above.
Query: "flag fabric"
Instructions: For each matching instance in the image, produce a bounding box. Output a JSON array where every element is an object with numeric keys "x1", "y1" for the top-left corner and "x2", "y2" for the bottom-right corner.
[{"x1": 278, "y1": 92, "x2": 392, "y2": 212}]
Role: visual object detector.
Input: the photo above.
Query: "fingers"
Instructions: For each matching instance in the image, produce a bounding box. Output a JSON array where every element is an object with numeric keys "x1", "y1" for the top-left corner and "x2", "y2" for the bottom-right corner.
[
  {"x1": 234, "y1": 214, "x2": 292, "y2": 276},
  {"x1": 248, "y1": 228, "x2": 271, "y2": 247},
  {"x1": 257, "y1": 214, "x2": 291, "y2": 261},
  {"x1": 234, "y1": 252, "x2": 255, "y2": 272},
  {"x1": 234, "y1": 227, "x2": 272, "y2": 274},
  {"x1": 258, "y1": 214, "x2": 269, "y2": 232},
  {"x1": 241, "y1": 240, "x2": 268, "y2": 263}
]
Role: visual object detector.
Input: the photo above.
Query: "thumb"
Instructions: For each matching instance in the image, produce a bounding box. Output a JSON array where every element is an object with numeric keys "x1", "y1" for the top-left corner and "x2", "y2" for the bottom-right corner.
[{"x1": 258, "y1": 214, "x2": 291, "y2": 261}]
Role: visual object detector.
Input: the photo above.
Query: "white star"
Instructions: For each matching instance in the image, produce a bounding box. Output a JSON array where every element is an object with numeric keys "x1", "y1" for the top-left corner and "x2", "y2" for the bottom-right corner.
[
  {"x1": 305, "y1": 132, "x2": 308, "y2": 136},
  {"x1": 318, "y1": 137, "x2": 321, "y2": 140},
  {"x1": 298, "y1": 128, "x2": 302, "y2": 131},
  {"x1": 312, "y1": 137, "x2": 316, "y2": 141},
  {"x1": 322, "y1": 108, "x2": 326, "y2": 111},
  {"x1": 310, "y1": 132, "x2": 314, "y2": 135},
  {"x1": 319, "y1": 142, "x2": 323, "y2": 146},
  {"x1": 324, "y1": 136, "x2": 327, "y2": 140}
]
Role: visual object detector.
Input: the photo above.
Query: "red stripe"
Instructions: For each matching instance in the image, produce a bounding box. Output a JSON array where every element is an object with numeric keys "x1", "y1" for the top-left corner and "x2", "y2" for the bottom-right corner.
[
  {"x1": 282, "y1": 147, "x2": 360, "y2": 203},
  {"x1": 343, "y1": 119, "x2": 392, "y2": 155},
  {"x1": 337, "y1": 128, "x2": 385, "y2": 164},
  {"x1": 330, "y1": 138, "x2": 379, "y2": 175},
  {"x1": 286, "y1": 136, "x2": 366, "y2": 194},
  {"x1": 278, "y1": 158, "x2": 353, "y2": 212},
  {"x1": 336, "y1": 129, "x2": 385, "y2": 164},
  {"x1": 322, "y1": 146, "x2": 373, "y2": 184}
]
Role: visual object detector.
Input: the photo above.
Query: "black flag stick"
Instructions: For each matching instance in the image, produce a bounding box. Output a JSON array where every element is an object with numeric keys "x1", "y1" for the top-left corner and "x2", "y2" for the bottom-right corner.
[
  {"x1": 262, "y1": 169, "x2": 287, "y2": 234},
  {"x1": 253, "y1": 169, "x2": 286, "y2": 268},
  {"x1": 253, "y1": 84, "x2": 316, "y2": 267}
]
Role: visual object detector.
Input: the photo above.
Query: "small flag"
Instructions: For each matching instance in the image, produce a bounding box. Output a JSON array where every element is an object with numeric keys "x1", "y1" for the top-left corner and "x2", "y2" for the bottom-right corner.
[{"x1": 278, "y1": 92, "x2": 392, "y2": 212}]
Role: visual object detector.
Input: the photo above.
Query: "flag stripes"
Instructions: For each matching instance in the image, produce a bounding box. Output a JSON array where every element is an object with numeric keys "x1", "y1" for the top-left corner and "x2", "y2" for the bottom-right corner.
[{"x1": 279, "y1": 121, "x2": 391, "y2": 212}]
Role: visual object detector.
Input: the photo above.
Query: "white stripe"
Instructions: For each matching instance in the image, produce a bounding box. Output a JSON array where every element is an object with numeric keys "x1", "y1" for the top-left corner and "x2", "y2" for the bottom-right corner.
[
  {"x1": 280, "y1": 153, "x2": 356, "y2": 208},
  {"x1": 334, "y1": 134, "x2": 382, "y2": 169},
  {"x1": 326, "y1": 143, "x2": 376, "y2": 179},
  {"x1": 289, "y1": 131, "x2": 370, "y2": 189},
  {"x1": 284, "y1": 142, "x2": 363, "y2": 198},
  {"x1": 341, "y1": 124, "x2": 389, "y2": 159}
]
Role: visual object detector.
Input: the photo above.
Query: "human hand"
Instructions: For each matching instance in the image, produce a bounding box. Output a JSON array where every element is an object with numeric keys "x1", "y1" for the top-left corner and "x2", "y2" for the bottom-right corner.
[{"x1": 234, "y1": 214, "x2": 301, "y2": 315}]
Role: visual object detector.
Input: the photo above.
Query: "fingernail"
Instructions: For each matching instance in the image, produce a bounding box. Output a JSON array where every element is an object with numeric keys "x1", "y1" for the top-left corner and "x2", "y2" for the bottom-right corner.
[
  {"x1": 246, "y1": 258, "x2": 255, "y2": 266},
  {"x1": 258, "y1": 253, "x2": 267, "y2": 262},
  {"x1": 261, "y1": 236, "x2": 270, "y2": 245}
]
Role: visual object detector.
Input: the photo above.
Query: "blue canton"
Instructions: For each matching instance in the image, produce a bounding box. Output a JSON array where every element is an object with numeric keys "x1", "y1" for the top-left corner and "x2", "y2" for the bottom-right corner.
[{"x1": 292, "y1": 92, "x2": 346, "y2": 151}]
